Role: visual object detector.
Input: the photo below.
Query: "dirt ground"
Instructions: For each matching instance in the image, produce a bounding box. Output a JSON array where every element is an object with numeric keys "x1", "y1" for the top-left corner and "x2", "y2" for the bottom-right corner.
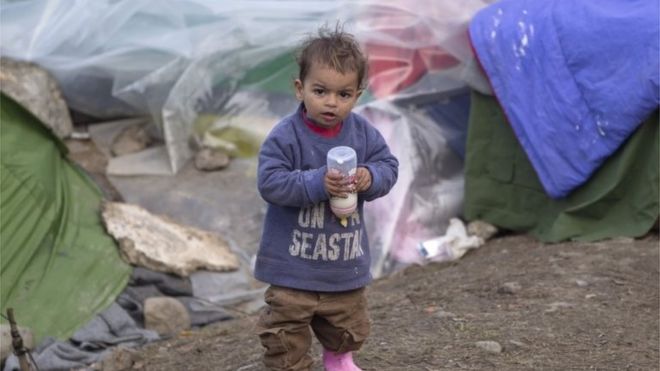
[
  {"x1": 127, "y1": 233, "x2": 659, "y2": 371},
  {"x1": 64, "y1": 137, "x2": 659, "y2": 371}
]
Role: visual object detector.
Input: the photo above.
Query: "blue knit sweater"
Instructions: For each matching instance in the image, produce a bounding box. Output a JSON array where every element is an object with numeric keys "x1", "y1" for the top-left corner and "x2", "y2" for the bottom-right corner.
[{"x1": 254, "y1": 104, "x2": 399, "y2": 292}]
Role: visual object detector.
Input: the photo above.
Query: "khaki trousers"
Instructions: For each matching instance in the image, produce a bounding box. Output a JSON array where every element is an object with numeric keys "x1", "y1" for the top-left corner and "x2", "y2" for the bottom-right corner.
[{"x1": 256, "y1": 285, "x2": 370, "y2": 371}]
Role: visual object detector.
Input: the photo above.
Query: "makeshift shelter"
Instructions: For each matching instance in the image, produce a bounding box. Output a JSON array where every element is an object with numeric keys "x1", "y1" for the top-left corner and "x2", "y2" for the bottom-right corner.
[
  {"x1": 0, "y1": 0, "x2": 490, "y2": 173},
  {"x1": 465, "y1": 92, "x2": 658, "y2": 242},
  {"x1": 1, "y1": 1, "x2": 658, "y2": 368},
  {"x1": 469, "y1": 0, "x2": 659, "y2": 199},
  {"x1": 464, "y1": 0, "x2": 659, "y2": 241},
  {"x1": 0, "y1": 93, "x2": 132, "y2": 343}
]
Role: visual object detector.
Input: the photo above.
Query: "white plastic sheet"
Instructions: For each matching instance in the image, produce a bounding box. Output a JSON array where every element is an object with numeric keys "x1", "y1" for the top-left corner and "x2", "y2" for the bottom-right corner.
[
  {"x1": 1, "y1": 0, "x2": 490, "y2": 273},
  {"x1": 1, "y1": 0, "x2": 490, "y2": 173},
  {"x1": 356, "y1": 90, "x2": 468, "y2": 276}
]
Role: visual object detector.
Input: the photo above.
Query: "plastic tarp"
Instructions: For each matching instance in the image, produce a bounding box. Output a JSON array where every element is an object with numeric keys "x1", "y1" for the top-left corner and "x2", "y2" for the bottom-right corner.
[
  {"x1": 469, "y1": 0, "x2": 660, "y2": 198},
  {"x1": 357, "y1": 91, "x2": 469, "y2": 275},
  {"x1": 0, "y1": 94, "x2": 132, "y2": 343},
  {"x1": 0, "y1": 0, "x2": 491, "y2": 174},
  {"x1": 101, "y1": 90, "x2": 470, "y2": 279},
  {"x1": 0, "y1": 0, "x2": 495, "y2": 275},
  {"x1": 464, "y1": 91, "x2": 659, "y2": 242}
]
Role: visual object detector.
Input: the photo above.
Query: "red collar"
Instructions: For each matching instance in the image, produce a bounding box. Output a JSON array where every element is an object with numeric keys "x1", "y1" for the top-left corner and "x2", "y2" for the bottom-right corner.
[{"x1": 302, "y1": 109, "x2": 342, "y2": 138}]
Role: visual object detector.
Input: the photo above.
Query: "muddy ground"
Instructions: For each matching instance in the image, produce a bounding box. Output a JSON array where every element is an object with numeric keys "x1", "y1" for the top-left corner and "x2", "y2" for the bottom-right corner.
[
  {"x1": 65, "y1": 137, "x2": 659, "y2": 371},
  {"x1": 129, "y1": 233, "x2": 659, "y2": 371}
]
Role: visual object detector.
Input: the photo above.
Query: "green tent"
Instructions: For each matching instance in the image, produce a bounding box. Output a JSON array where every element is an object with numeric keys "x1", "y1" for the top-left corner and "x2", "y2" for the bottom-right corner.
[
  {"x1": 464, "y1": 91, "x2": 659, "y2": 242},
  {"x1": 0, "y1": 93, "x2": 132, "y2": 343}
]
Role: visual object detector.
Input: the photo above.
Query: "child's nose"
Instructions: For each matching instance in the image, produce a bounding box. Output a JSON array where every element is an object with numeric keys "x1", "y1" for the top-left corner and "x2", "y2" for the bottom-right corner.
[{"x1": 325, "y1": 94, "x2": 338, "y2": 107}]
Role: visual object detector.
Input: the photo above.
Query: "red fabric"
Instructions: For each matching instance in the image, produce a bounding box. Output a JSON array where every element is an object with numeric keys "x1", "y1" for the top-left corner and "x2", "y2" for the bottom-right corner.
[
  {"x1": 366, "y1": 43, "x2": 459, "y2": 98},
  {"x1": 361, "y1": 5, "x2": 461, "y2": 98},
  {"x1": 302, "y1": 109, "x2": 343, "y2": 138}
]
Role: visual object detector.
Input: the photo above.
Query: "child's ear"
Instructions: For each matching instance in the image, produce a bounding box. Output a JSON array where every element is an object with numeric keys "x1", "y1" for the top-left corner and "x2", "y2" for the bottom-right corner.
[
  {"x1": 356, "y1": 89, "x2": 363, "y2": 99},
  {"x1": 294, "y1": 79, "x2": 304, "y2": 101}
]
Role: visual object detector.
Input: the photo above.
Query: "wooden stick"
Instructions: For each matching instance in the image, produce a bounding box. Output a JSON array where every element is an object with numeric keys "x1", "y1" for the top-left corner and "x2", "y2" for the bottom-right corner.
[{"x1": 6, "y1": 308, "x2": 31, "y2": 371}]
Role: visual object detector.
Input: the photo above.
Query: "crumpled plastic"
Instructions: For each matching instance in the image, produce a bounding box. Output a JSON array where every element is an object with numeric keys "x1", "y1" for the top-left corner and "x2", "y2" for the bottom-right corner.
[
  {"x1": 0, "y1": 0, "x2": 491, "y2": 173},
  {"x1": 356, "y1": 92, "x2": 469, "y2": 276},
  {"x1": 417, "y1": 218, "x2": 484, "y2": 263},
  {"x1": 1, "y1": 0, "x2": 492, "y2": 276}
]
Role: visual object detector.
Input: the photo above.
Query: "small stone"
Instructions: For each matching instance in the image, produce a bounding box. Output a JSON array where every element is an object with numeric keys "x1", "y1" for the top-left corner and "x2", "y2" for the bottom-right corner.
[
  {"x1": 111, "y1": 124, "x2": 151, "y2": 156},
  {"x1": 144, "y1": 297, "x2": 191, "y2": 337},
  {"x1": 101, "y1": 347, "x2": 143, "y2": 371},
  {"x1": 467, "y1": 220, "x2": 498, "y2": 240},
  {"x1": 194, "y1": 147, "x2": 231, "y2": 171},
  {"x1": 434, "y1": 310, "x2": 456, "y2": 319},
  {"x1": 508, "y1": 340, "x2": 528, "y2": 349},
  {"x1": 475, "y1": 340, "x2": 503, "y2": 353},
  {"x1": 497, "y1": 281, "x2": 522, "y2": 295},
  {"x1": 575, "y1": 279, "x2": 589, "y2": 287},
  {"x1": 545, "y1": 301, "x2": 574, "y2": 313}
]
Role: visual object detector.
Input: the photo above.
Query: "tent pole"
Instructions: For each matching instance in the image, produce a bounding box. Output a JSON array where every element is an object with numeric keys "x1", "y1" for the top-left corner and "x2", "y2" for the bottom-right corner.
[{"x1": 7, "y1": 308, "x2": 33, "y2": 371}]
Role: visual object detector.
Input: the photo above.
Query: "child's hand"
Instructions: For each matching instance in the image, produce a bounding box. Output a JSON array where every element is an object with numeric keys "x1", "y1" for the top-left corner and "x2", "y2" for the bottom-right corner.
[
  {"x1": 355, "y1": 167, "x2": 372, "y2": 193},
  {"x1": 325, "y1": 168, "x2": 354, "y2": 198}
]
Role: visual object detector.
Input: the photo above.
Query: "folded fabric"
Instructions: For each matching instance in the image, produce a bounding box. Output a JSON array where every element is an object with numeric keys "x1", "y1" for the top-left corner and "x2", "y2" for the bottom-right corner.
[{"x1": 3, "y1": 303, "x2": 159, "y2": 371}]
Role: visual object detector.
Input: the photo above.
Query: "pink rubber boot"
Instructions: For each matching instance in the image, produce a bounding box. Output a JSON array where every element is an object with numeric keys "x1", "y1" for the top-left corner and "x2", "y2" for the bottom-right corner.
[{"x1": 322, "y1": 349, "x2": 362, "y2": 371}]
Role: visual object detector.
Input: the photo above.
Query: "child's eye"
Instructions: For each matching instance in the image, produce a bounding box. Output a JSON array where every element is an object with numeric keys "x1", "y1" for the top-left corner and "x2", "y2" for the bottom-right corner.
[
  {"x1": 340, "y1": 92, "x2": 353, "y2": 99},
  {"x1": 313, "y1": 88, "x2": 325, "y2": 96}
]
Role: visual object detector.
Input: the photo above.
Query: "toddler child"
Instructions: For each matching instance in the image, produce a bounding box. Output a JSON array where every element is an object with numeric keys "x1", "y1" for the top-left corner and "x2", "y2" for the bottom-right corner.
[{"x1": 254, "y1": 24, "x2": 399, "y2": 371}]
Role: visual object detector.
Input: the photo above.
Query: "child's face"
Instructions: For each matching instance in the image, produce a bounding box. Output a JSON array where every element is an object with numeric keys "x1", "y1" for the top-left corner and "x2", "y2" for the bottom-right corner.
[{"x1": 295, "y1": 63, "x2": 362, "y2": 129}]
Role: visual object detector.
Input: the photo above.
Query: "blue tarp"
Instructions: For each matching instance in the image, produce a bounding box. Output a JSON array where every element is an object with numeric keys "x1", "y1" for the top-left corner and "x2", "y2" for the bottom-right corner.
[{"x1": 469, "y1": 0, "x2": 659, "y2": 198}]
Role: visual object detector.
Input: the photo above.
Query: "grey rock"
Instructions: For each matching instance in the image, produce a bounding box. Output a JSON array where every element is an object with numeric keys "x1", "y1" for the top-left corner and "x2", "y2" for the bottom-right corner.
[
  {"x1": 434, "y1": 310, "x2": 457, "y2": 319},
  {"x1": 144, "y1": 297, "x2": 191, "y2": 337},
  {"x1": 497, "y1": 281, "x2": 522, "y2": 295},
  {"x1": 545, "y1": 301, "x2": 574, "y2": 313},
  {"x1": 575, "y1": 279, "x2": 589, "y2": 287},
  {"x1": 0, "y1": 57, "x2": 73, "y2": 138},
  {"x1": 475, "y1": 340, "x2": 503, "y2": 353},
  {"x1": 101, "y1": 347, "x2": 143, "y2": 371},
  {"x1": 111, "y1": 124, "x2": 152, "y2": 156},
  {"x1": 194, "y1": 147, "x2": 231, "y2": 171},
  {"x1": 508, "y1": 340, "x2": 528, "y2": 349},
  {"x1": 102, "y1": 201, "x2": 240, "y2": 277}
]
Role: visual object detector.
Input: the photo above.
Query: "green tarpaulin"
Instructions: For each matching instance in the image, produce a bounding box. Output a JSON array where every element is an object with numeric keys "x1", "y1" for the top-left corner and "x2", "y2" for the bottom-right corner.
[
  {"x1": 0, "y1": 93, "x2": 131, "y2": 343},
  {"x1": 465, "y1": 91, "x2": 659, "y2": 242}
]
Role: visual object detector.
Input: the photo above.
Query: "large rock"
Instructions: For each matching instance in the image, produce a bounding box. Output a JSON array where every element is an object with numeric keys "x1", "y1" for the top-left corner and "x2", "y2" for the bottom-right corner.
[
  {"x1": 102, "y1": 202, "x2": 240, "y2": 277},
  {"x1": 0, "y1": 57, "x2": 73, "y2": 138}
]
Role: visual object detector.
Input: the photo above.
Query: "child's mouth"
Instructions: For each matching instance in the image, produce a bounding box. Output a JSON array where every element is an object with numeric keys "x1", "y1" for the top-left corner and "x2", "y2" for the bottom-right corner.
[{"x1": 321, "y1": 112, "x2": 336, "y2": 121}]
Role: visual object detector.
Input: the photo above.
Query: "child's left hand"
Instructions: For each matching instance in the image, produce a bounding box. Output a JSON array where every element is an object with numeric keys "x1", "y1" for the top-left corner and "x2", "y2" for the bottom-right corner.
[{"x1": 354, "y1": 167, "x2": 372, "y2": 193}]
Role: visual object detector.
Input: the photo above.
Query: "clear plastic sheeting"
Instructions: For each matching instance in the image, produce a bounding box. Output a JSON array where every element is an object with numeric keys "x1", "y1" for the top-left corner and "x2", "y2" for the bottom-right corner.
[
  {"x1": 356, "y1": 89, "x2": 469, "y2": 277},
  {"x1": 1, "y1": 0, "x2": 490, "y2": 173}
]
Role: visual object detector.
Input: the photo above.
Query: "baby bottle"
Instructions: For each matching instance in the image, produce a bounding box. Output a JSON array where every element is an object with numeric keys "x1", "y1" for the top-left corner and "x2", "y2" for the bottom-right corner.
[{"x1": 326, "y1": 146, "x2": 357, "y2": 227}]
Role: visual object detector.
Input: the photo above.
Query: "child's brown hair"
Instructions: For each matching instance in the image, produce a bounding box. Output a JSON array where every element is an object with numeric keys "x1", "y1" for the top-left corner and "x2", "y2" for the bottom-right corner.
[{"x1": 296, "y1": 23, "x2": 368, "y2": 90}]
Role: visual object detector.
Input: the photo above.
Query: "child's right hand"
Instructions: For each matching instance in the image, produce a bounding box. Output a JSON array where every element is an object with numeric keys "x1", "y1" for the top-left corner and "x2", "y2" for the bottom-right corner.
[{"x1": 325, "y1": 168, "x2": 354, "y2": 198}]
